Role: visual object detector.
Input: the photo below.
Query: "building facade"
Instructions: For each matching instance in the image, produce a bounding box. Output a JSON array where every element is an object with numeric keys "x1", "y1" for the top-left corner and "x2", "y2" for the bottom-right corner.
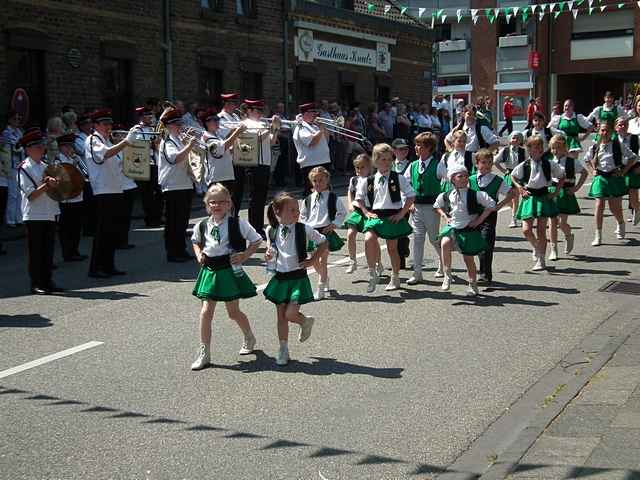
[{"x1": 0, "y1": 0, "x2": 432, "y2": 128}]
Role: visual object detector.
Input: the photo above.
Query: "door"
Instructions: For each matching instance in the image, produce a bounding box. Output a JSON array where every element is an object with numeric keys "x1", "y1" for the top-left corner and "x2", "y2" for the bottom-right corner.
[
  {"x1": 7, "y1": 48, "x2": 46, "y2": 127},
  {"x1": 298, "y1": 78, "x2": 315, "y2": 104},
  {"x1": 102, "y1": 57, "x2": 133, "y2": 125}
]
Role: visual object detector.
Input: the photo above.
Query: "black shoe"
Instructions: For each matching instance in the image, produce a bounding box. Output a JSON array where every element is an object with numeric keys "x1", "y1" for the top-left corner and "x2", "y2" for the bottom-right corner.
[
  {"x1": 168, "y1": 256, "x2": 190, "y2": 263},
  {"x1": 47, "y1": 283, "x2": 65, "y2": 293},
  {"x1": 105, "y1": 269, "x2": 126, "y2": 276},
  {"x1": 89, "y1": 270, "x2": 111, "y2": 279},
  {"x1": 31, "y1": 286, "x2": 51, "y2": 295}
]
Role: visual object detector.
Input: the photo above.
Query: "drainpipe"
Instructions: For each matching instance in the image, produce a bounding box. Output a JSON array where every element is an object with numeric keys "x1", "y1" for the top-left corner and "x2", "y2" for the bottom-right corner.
[
  {"x1": 283, "y1": 0, "x2": 290, "y2": 116},
  {"x1": 162, "y1": 0, "x2": 174, "y2": 100}
]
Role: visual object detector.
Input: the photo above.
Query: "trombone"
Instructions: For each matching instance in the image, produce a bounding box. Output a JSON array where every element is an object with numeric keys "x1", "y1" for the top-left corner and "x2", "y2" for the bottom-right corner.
[{"x1": 314, "y1": 116, "x2": 367, "y2": 143}]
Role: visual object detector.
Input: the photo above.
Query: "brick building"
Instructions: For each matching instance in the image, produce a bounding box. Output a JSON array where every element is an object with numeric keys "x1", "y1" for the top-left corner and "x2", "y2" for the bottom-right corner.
[
  {"x1": 431, "y1": 0, "x2": 639, "y2": 130},
  {"x1": 0, "y1": 0, "x2": 432, "y2": 128}
]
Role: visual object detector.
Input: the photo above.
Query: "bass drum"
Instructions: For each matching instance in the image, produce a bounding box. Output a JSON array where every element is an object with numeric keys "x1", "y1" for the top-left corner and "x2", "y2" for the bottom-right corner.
[
  {"x1": 232, "y1": 131, "x2": 261, "y2": 167},
  {"x1": 44, "y1": 163, "x2": 85, "y2": 202}
]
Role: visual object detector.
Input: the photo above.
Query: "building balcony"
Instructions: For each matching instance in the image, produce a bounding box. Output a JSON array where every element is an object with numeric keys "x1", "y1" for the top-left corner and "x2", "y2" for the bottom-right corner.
[{"x1": 496, "y1": 35, "x2": 529, "y2": 72}]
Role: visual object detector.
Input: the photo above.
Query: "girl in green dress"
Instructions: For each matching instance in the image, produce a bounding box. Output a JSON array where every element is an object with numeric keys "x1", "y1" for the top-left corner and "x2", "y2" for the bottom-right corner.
[
  {"x1": 548, "y1": 99, "x2": 592, "y2": 157},
  {"x1": 547, "y1": 135, "x2": 588, "y2": 261},
  {"x1": 190, "y1": 184, "x2": 263, "y2": 371}
]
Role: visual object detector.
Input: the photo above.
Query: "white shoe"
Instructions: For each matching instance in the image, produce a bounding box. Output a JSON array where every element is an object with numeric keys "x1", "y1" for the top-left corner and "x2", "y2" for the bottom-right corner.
[
  {"x1": 548, "y1": 244, "x2": 558, "y2": 261},
  {"x1": 367, "y1": 271, "x2": 378, "y2": 293},
  {"x1": 441, "y1": 274, "x2": 452, "y2": 291},
  {"x1": 407, "y1": 273, "x2": 423, "y2": 285},
  {"x1": 324, "y1": 278, "x2": 330, "y2": 293},
  {"x1": 385, "y1": 275, "x2": 400, "y2": 291},
  {"x1": 190, "y1": 344, "x2": 210, "y2": 370},
  {"x1": 467, "y1": 281, "x2": 479, "y2": 296},
  {"x1": 345, "y1": 259, "x2": 357, "y2": 274},
  {"x1": 531, "y1": 249, "x2": 537, "y2": 261},
  {"x1": 238, "y1": 335, "x2": 256, "y2": 355},
  {"x1": 434, "y1": 267, "x2": 444, "y2": 278},
  {"x1": 299, "y1": 315, "x2": 315, "y2": 343},
  {"x1": 276, "y1": 344, "x2": 290, "y2": 366},
  {"x1": 376, "y1": 262, "x2": 385, "y2": 277},
  {"x1": 532, "y1": 257, "x2": 546, "y2": 271},
  {"x1": 634, "y1": 209, "x2": 640, "y2": 226},
  {"x1": 616, "y1": 224, "x2": 625, "y2": 240},
  {"x1": 592, "y1": 231, "x2": 602, "y2": 246},
  {"x1": 509, "y1": 218, "x2": 518, "y2": 228},
  {"x1": 565, "y1": 233, "x2": 575, "y2": 255},
  {"x1": 314, "y1": 283, "x2": 326, "y2": 300}
]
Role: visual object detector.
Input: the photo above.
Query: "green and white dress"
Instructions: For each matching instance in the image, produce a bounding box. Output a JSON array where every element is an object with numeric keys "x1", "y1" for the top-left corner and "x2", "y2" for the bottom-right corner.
[
  {"x1": 191, "y1": 215, "x2": 261, "y2": 302},
  {"x1": 585, "y1": 141, "x2": 635, "y2": 199},
  {"x1": 356, "y1": 170, "x2": 415, "y2": 240},
  {"x1": 511, "y1": 157, "x2": 564, "y2": 219},
  {"x1": 263, "y1": 223, "x2": 325, "y2": 305},
  {"x1": 434, "y1": 188, "x2": 496, "y2": 255},
  {"x1": 440, "y1": 150, "x2": 475, "y2": 192},
  {"x1": 344, "y1": 176, "x2": 367, "y2": 232},
  {"x1": 587, "y1": 104, "x2": 626, "y2": 141},
  {"x1": 300, "y1": 190, "x2": 347, "y2": 252},
  {"x1": 549, "y1": 156, "x2": 585, "y2": 215},
  {"x1": 494, "y1": 145, "x2": 525, "y2": 187},
  {"x1": 549, "y1": 113, "x2": 591, "y2": 153}
]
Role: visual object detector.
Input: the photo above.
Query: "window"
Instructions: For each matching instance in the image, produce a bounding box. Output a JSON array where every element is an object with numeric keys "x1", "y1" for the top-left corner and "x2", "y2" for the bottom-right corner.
[
  {"x1": 201, "y1": 0, "x2": 223, "y2": 10},
  {"x1": 199, "y1": 67, "x2": 224, "y2": 106},
  {"x1": 438, "y1": 50, "x2": 470, "y2": 76},
  {"x1": 298, "y1": 79, "x2": 315, "y2": 104},
  {"x1": 102, "y1": 57, "x2": 133, "y2": 124},
  {"x1": 498, "y1": 71, "x2": 530, "y2": 84},
  {"x1": 498, "y1": 90, "x2": 529, "y2": 122},
  {"x1": 340, "y1": 84, "x2": 355, "y2": 109},
  {"x1": 236, "y1": 0, "x2": 256, "y2": 16},
  {"x1": 376, "y1": 85, "x2": 390, "y2": 105},
  {"x1": 242, "y1": 71, "x2": 263, "y2": 99},
  {"x1": 7, "y1": 48, "x2": 46, "y2": 127},
  {"x1": 571, "y1": 10, "x2": 633, "y2": 60}
]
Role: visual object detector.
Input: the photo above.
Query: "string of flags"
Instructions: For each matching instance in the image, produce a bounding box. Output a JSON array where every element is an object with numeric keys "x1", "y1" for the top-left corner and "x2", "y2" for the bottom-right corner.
[{"x1": 365, "y1": 0, "x2": 639, "y2": 27}]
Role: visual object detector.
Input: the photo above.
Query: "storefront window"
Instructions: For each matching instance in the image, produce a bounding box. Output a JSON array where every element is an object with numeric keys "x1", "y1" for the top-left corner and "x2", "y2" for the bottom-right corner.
[{"x1": 498, "y1": 90, "x2": 529, "y2": 122}]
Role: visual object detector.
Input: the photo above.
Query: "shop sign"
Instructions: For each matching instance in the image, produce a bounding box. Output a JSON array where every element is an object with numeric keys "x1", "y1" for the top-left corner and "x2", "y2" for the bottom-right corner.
[
  {"x1": 295, "y1": 29, "x2": 390, "y2": 72},
  {"x1": 528, "y1": 51, "x2": 540, "y2": 70}
]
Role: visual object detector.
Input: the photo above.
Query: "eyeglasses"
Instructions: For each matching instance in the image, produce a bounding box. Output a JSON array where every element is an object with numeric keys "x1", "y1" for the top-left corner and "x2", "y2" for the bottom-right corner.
[{"x1": 207, "y1": 200, "x2": 229, "y2": 206}]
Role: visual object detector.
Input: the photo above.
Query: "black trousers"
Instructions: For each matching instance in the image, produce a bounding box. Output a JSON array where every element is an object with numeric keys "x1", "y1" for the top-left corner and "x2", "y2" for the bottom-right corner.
[
  {"x1": 119, "y1": 187, "x2": 137, "y2": 247},
  {"x1": 478, "y1": 212, "x2": 498, "y2": 281},
  {"x1": 498, "y1": 118, "x2": 513, "y2": 136},
  {"x1": 59, "y1": 202, "x2": 84, "y2": 259},
  {"x1": 273, "y1": 136, "x2": 289, "y2": 186},
  {"x1": 137, "y1": 165, "x2": 163, "y2": 226},
  {"x1": 163, "y1": 188, "x2": 193, "y2": 258},
  {"x1": 232, "y1": 165, "x2": 270, "y2": 236},
  {"x1": 82, "y1": 182, "x2": 97, "y2": 237},
  {"x1": 26, "y1": 220, "x2": 56, "y2": 288},
  {"x1": 90, "y1": 193, "x2": 125, "y2": 274},
  {"x1": 0, "y1": 186, "x2": 7, "y2": 251}
]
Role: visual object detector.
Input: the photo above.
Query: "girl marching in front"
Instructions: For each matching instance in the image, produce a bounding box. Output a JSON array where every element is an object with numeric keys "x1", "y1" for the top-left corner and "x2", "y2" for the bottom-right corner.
[
  {"x1": 585, "y1": 122, "x2": 638, "y2": 245},
  {"x1": 494, "y1": 131, "x2": 526, "y2": 228},
  {"x1": 355, "y1": 143, "x2": 415, "y2": 293},
  {"x1": 614, "y1": 117, "x2": 640, "y2": 226},
  {"x1": 190, "y1": 184, "x2": 262, "y2": 371},
  {"x1": 548, "y1": 135, "x2": 588, "y2": 260},
  {"x1": 264, "y1": 193, "x2": 327, "y2": 366},
  {"x1": 344, "y1": 154, "x2": 377, "y2": 274},
  {"x1": 434, "y1": 165, "x2": 496, "y2": 296},
  {"x1": 300, "y1": 166, "x2": 347, "y2": 299},
  {"x1": 510, "y1": 136, "x2": 565, "y2": 271}
]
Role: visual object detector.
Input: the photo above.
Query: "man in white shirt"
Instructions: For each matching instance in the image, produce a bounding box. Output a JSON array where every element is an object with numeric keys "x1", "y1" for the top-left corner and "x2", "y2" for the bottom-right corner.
[
  {"x1": 74, "y1": 113, "x2": 96, "y2": 236},
  {"x1": 293, "y1": 103, "x2": 331, "y2": 196},
  {"x1": 158, "y1": 108, "x2": 196, "y2": 261},
  {"x1": 201, "y1": 109, "x2": 245, "y2": 193},
  {"x1": 17, "y1": 129, "x2": 61, "y2": 294},
  {"x1": 85, "y1": 109, "x2": 134, "y2": 278},
  {"x1": 218, "y1": 92, "x2": 242, "y2": 139}
]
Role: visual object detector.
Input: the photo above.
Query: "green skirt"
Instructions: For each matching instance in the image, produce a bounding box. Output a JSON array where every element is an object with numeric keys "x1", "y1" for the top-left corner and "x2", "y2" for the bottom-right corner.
[
  {"x1": 344, "y1": 209, "x2": 366, "y2": 232},
  {"x1": 308, "y1": 230, "x2": 344, "y2": 252},
  {"x1": 363, "y1": 216, "x2": 413, "y2": 240},
  {"x1": 263, "y1": 275, "x2": 314, "y2": 305},
  {"x1": 441, "y1": 180, "x2": 453, "y2": 194},
  {"x1": 626, "y1": 168, "x2": 640, "y2": 189},
  {"x1": 549, "y1": 185, "x2": 580, "y2": 215},
  {"x1": 588, "y1": 175, "x2": 628, "y2": 199},
  {"x1": 192, "y1": 266, "x2": 257, "y2": 301},
  {"x1": 503, "y1": 173, "x2": 513, "y2": 187},
  {"x1": 438, "y1": 224, "x2": 488, "y2": 256},
  {"x1": 565, "y1": 135, "x2": 582, "y2": 152},
  {"x1": 516, "y1": 194, "x2": 559, "y2": 220}
]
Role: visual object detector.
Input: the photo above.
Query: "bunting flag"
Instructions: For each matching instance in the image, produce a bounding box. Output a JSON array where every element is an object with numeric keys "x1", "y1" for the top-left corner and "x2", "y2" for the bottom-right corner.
[
  {"x1": 588, "y1": 0, "x2": 593, "y2": 6},
  {"x1": 549, "y1": 2, "x2": 556, "y2": 12},
  {"x1": 572, "y1": 7, "x2": 579, "y2": 17},
  {"x1": 575, "y1": 0, "x2": 584, "y2": 5},
  {"x1": 431, "y1": 13, "x2": 435, "y2": 28},
  {"x1": 400, "y1": 6, "x2": 407, "y2": 14},
  {"x1": 600, "y1": 4, "x2": 607, "y2": 10},
  {"x1": 418, "y1": 7, "x2": 425, "y2": 18},
  {"x1": 589, "y1": 5, "x2": 595, "y2": 13},
  {"x1": 539, "y1": 8, "x2": 545, "y2": 20},
  {"x1": 617, "y1": 2, "x2": 624, "y2": 7},
  {"x1": 441, "y1": 13, "x2": 448, "y2": 23},
  {"x1": 521, "y1": 6, "x2": 530, "y2": 22},
  {"x1": 471, "y1": 8, "x2": 479, "y2": 24},
  {"x1": 485, "y1": 8, "x2": 496, "y2": 23},
  {"x1": 506, "y1": 12, "x2": 513, "y2": 22},
  {"x1": 531, "y1": 4, "x2": 539, "y2": 13},
  {"x1": 554, "y1": 9, "x2": 562, "y2": 17},
  {"x1": 436, "y1": 8, "x2": 444, "y2": 17},
  {"x1": 384, "y1": 4, "x2": 391, "y2": 14},
  {"x1": 559, "y1": 1, "x2": 565, "y2": 10},
  {"x1": 456, "y1": 8, "x2": 463, "y2": 22},
  {"x1": 367, "y1": 2, "x2": 374, "y2": 12},
  {"x1": 567, "y1": 1, "x2": 574, "y2": 10}
]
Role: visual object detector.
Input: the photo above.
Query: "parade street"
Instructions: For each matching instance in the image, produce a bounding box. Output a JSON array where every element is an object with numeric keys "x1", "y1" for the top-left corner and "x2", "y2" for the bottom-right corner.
[{"x1": 1, "y1": 185, "x2": 640, "y2": 480}]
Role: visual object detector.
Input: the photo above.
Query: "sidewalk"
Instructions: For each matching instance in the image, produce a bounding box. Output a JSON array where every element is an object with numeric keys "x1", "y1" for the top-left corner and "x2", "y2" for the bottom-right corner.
[{"x1": 506, "y1": 321, "x2": 640, "y2": 479}]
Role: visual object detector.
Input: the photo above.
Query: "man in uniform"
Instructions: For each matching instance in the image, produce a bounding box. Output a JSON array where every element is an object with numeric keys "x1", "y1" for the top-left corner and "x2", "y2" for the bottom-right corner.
[
  {"x1": 293, "y1": 103, "x2": 331, "y2": 196},
  {"x1": 74, "y1": 113, "x2": 96, "y2": 236}
]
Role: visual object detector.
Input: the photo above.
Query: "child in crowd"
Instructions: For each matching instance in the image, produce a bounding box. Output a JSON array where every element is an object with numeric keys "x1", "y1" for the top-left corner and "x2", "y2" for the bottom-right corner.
[
  {"x1": 470, "y1": 149, "x2": 513, "y2": 284},
  {"x1": 392, "y1": 138, "x2": 412, "y2": 270},
  {"x1": 404, "y1": 132, "x2": 446, "y2": 285},
  {"x1": 614, "y1": 117, "x2": 640, "y2": 226},
  {"x1": 265, "y1": 192, "x2": 327, "y2": 366},
  {"x1": 523, "y1": 111, "x2": 563, "y2": 153},
  {"x1": 510, "y1": 136, "x2": 565, "y2": 271},
  {"x1": 494, "y1": 131, "x2": 526, "y2": 228},
  {"x1": 440, "y1": 130, "x2": 474, "y2": 193},
  {"x1": 548, "y1": 135, "x2": 588, "y2": 260},
  {"x1": 300, "y1": 166, "x2": 347, "y2": 299},
  {"x1": 355, "y1": 143, "x2": 415, "y2": 293},
  {"x1": 190, "y1": 184, "x2": 262, "y2": 371},
  {"x1": 434, "y1": 165, "x2": 496, "y2": 295},
  {"x1": 344, "y1": 154, "x2": 381, "y2": 274}
]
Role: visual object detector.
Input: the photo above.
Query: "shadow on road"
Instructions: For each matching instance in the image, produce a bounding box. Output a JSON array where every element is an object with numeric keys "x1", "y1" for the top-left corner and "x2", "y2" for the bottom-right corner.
[{"x1": 0, "y1": 314, "x2": 53, "y2": 328}]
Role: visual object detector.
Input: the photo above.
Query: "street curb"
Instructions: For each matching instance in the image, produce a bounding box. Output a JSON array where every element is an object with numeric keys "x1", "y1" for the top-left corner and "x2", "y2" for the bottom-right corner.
[{"x1": 436, "y1": 304, "x2": 639, "y2": 480}]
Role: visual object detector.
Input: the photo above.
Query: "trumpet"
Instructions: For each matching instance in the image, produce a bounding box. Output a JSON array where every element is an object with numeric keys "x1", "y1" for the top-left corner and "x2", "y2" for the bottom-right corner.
[
  {"x1": 179, "y1": 125, "x2": 211, "y2": 153},
  {"x1": 111, "y1": 129, "x2": 163, "y2": 142}
]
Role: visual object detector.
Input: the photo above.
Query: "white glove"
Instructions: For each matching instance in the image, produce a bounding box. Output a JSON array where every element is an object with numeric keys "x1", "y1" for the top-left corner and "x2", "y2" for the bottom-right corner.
[{"x1": 125, "y1": 130, "x2": 137, "y2": 144}]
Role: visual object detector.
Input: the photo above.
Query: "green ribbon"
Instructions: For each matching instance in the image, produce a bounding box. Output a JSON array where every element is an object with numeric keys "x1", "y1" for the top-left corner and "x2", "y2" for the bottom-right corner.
[
  {"x1": 281, "y1": 225, "x2": 289, "y2": 239},
  {"x1": 211, "y1": 225, "x2": 220, "y2": 242}
]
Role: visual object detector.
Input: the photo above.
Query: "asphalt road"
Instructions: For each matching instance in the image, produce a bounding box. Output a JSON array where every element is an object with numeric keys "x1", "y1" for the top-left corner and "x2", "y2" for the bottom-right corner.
[{"x1": 1, "y1": 183, "x2": 639, "y2": 480}]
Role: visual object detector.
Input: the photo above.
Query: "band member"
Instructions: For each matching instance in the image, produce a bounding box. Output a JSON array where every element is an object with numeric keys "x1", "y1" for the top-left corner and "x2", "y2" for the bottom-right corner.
[
  {"x1": 201, "y1": 108, "x2": 245, "y2": 196},
  {"x1": 233, "y1": 99, "x2": 277, "y2": 237},
  {"x1": 74, "y1": 113, "x2": 96, "y2": 236},
  {"x1": 112, "y1": 125, "x2": 138, "y2": 250},
  {"x1": 85, "y1": 109, "x2": 133, "y2": 278},
  {"x1": 293, "y1": 103, "x2": 331, "y2": 196},
  {"x1": 131, "y1": 106, "x2": 163, "y2": 227},
  {"x1": 585, "y1": 122, "x2": 637, "y2": 246},
  {"x1": 445, "y1": 105, "x2": 500, "y2": 153},
  {"x1": 1, "y1": 110, "x2": 24, "y2": 227},
  {"x1": 56, "y1": 133, "x2": 87, "y2": 262},
  {"x1": 158, "y1": 109, "x2": 196, "y2": 262},
  {"x1": 218, "y1": 92, "x2": 242, "y2": 133},
  {"x1": 17, "y1": 129, "x2": 62, "y2": 294}
]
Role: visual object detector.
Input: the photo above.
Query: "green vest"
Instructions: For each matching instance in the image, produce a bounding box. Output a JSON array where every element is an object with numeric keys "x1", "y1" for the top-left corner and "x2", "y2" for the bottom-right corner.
[
  {"x1": 470, "y1": 174, "x2": 503, "y2": 201},
  {"x1": 410, "y1": 158, "x2": 441, "y2": 201}
]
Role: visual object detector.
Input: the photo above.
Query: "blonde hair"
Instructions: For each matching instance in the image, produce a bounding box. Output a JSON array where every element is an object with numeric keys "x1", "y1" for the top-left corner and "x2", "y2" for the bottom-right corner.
[
  {"x1": 203, "y1": 183, "x2": 232, "y2": 215},
  {"x1": 308, "y1": 166, "x2": 330, "y2": 181},
  {"x1": 353, "y1": 153, "x2": 371, "y2": 169},
  {"x1": 267, "y1": 192, "x2": 298, "y2": 228},
  {"x1": 525, "y1": 135, "x2": 544, "y2": 150},
  {"x1": 475, "y1": 148, "x2": 493, "y2": 163},
  {"x1": 414, "y1": 132, "x2": 437, "y2": 151},
  {"x1": 548, "y1": 134, "x2": 567, "y2": 150},
  {"x1": 451, "y1": 130, "x2": 468, "y2": 142},
  {"x1": 371, "y1": 143, "x2": 394, "y2": 167}
]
